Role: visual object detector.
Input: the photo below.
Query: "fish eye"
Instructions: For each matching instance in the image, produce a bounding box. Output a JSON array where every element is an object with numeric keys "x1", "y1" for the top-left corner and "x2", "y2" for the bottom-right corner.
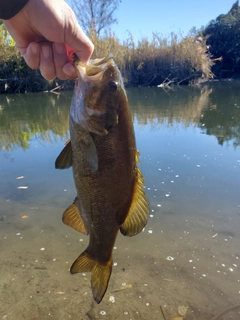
[{"x1": 108, "y1": 81, "x2": 118, "y2": 92}]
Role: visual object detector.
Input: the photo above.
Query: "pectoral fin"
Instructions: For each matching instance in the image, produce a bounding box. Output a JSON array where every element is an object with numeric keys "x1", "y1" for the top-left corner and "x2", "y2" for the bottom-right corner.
[
  {"x1": 120, "y1": 167, "x2": 149, "y2": 236},
  {"x1": 62, "y1": 198, "x2": 88, "y2": 235},
  {"x1": 55, "y1": 139, "x2": 72, "y2": 169},
  {"x1": 81, "y1": 133, "x2": 98, "y2": 172}
]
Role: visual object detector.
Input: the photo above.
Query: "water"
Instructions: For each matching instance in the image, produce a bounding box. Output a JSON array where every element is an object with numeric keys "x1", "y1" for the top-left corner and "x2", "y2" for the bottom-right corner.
[{"x1": 0, "y1": 82, "x2": 240, "y2": 319}]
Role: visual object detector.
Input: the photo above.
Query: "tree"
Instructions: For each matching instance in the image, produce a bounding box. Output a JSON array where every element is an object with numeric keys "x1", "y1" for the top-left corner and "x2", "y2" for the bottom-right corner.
[
  {"x1": 70, "y1": 0, "x2": 120, "y2": 36},
  {"x1": 203, "y1": 1, "x2": 240, "y2": 77}
]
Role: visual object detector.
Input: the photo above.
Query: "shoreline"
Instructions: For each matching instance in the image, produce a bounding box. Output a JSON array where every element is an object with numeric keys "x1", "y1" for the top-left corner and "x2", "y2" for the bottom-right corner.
[{"x1": 1, "y1": 75, "x2": 240, "y2": 94}]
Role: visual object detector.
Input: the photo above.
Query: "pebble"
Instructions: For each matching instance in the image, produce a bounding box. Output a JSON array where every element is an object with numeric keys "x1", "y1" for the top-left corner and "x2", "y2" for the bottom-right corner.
[
  {"x1": 166, "y1": 256, "x2": 174, "y2": 261},
  {"x1": 100, "y1": 311, "x2": 106, "y2": 315}
]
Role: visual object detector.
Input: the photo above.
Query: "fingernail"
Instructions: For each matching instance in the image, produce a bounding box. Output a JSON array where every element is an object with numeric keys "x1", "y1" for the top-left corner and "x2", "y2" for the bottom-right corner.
[
  {"x1": 42, "y1": 46, "x2": 50, "y2": 59},
  {"x1": 30, "y1": 44, "x2": 38, "y2": 54},
  {"x1": 55, "y1": 43, "x2": 65, "y2": 55}
]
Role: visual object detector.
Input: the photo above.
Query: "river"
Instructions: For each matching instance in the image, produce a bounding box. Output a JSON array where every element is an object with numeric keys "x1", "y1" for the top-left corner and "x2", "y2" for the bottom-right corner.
[{"x1": 0, "y1": 81, "x2": 240, "y2": 319}]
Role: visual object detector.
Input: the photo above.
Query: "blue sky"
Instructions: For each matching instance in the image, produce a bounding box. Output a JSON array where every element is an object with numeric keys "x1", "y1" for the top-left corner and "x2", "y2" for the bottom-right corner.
[
  {"x1": 68, "y1": 0, "x2": 237, "y2": 41},
  {"x1": 111, "y1": 0, "x2": 236, "y2": 41}
]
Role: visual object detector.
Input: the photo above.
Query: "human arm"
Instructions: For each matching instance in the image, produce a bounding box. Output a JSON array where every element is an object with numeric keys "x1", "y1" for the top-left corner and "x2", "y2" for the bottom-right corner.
[{"x1": 2, "y1": 0, "x2": 94, "y2": 80}]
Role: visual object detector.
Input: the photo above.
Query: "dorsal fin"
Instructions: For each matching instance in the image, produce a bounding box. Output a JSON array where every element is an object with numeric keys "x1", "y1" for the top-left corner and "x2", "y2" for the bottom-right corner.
[
  {"x1": 62, "y1": 198, "x2": 88, "y2": 235},
  {"x1": 120, "y1": 165, "x2": 149, "y2": 237}
]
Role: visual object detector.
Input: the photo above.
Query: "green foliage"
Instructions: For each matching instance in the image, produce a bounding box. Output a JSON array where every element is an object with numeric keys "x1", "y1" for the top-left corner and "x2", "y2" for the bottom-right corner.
[
  {"x1": 0, "y1": 24, "x2": 75, "y2": 93},
  {"x1": 0, "y1": 23, "x2": 20, "y2": 64},
  {"x1": 203, "y1": 1, "x2": 240, "y2": 77}
]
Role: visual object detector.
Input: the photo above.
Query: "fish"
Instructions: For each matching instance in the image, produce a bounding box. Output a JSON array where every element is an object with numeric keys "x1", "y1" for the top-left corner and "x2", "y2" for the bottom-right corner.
[{"x1": 55, "y1": 55, "x2": 149, "y2": 304}]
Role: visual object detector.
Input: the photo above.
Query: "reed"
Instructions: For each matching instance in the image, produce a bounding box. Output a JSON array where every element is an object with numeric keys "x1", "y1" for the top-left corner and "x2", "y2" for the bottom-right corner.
[
  {"x1": 0, "y1": 24, "x2": 213, "y2": 93},
  {"x1": 90, "y1": 31, "x2": 214, "y2": 87}
]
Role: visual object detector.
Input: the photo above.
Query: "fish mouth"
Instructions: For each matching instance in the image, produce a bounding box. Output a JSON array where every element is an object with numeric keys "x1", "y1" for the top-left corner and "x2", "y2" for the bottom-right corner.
[
  {"x1": 70, "y1": 54, "x2": 123, "y2": 135},
  {"x1": 74, "y1": 54, "x2": 116, "y2": 83}
]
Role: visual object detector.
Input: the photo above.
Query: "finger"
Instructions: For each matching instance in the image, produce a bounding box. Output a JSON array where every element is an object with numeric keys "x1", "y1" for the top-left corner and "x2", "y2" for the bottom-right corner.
[
  {"x1": 52, "y1": 43, "x2": 69, "y2": 80},
  {"x1": 62, "y1": 62, "x2": 78, "y2": 79},
  {"x1": 67, "y1": 30, "x2": 94, "y2": 65},
  {"x1": 22, "y1": 42, "x2": 40, "y2": 69},
  {"x1": 39, "y1": 45, "x2": 56, "y2": 81},
  {"x1": 64, "y1": 10, "x2": 94, "y2": 64}
]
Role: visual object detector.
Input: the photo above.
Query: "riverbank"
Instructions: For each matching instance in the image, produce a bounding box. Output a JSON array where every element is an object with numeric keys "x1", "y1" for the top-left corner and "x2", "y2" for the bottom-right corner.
[{"x1": 0, "y1": 29, "x2": 214, "y2": 93}]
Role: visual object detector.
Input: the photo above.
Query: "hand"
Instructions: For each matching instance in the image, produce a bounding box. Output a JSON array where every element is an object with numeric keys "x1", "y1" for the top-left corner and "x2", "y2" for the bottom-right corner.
[{"x1": 4, "y1": 0, "x2": 94, "y2": 80}]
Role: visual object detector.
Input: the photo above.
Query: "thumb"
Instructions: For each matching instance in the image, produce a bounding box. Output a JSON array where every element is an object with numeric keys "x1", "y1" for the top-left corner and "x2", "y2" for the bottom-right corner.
[{"x1": 65, "y1": 24, "x2": 94, "y2": 64}]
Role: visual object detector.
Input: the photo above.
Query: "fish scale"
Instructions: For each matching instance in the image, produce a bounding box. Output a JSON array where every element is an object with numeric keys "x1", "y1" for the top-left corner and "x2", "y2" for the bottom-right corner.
[{"x1": 55, "y1": 56, "x2": 149, "y2": 304}]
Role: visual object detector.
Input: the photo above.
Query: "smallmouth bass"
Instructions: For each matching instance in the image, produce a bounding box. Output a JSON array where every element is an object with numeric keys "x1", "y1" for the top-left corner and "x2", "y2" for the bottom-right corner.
[{"x1": 55, "y1": 55, "x2": 149, "y2": 304}]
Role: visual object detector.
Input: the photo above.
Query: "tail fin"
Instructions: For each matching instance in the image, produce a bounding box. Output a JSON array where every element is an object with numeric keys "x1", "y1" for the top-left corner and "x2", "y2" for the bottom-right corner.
[{"x1": 70, "y1": 251, "x2": 112, "y2": 304}]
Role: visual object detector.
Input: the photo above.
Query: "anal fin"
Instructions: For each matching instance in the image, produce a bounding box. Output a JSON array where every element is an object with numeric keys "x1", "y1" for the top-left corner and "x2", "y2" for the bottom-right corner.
[
  {"x1": 120, "y1": 166, "x2": 150, "y2": 236},
  {"x1": 62, "y1": 198, "x2": 88, "y2": 235}
]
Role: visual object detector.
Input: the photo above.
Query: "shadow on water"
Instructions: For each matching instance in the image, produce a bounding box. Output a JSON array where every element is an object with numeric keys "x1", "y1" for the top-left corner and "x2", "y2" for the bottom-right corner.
[{"x1": 0, "y1": 82, "x2": 240, "y2": 319}]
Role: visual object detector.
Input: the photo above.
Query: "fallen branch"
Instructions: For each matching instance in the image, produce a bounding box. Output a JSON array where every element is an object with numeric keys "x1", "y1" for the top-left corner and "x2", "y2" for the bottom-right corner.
[
  {"x1": 158, "y1": 75, "x2": 176, "y2": 88},
  {"x1": 50, "y1": 85, "x2": 63, "y2": 93},
  {"x1": 160, "y1": 305, "x2": 167, "y2": 320}
]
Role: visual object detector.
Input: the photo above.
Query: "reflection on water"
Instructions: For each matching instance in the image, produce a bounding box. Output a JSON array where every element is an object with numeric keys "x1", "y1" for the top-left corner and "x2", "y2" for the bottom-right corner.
[
  {"x1": 0, "y1": 92, "x2": 70, "y2": 151},
  {"x1": 0, "y1": 82, "x2": 240, "y2": 319}
]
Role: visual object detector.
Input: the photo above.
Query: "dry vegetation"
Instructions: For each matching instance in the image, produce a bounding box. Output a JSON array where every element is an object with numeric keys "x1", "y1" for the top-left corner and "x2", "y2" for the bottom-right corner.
[
  {"x1": 0, "y1": 21, "x2": 213, "y2": 93},
  {"x1": 91, "y1": 31, "x2": 213, "y2": 86}
]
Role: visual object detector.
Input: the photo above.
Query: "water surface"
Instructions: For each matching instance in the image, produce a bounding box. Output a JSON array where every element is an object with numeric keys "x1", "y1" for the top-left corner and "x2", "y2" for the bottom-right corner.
[{"x1": 0, "y1": 82, "x2": 240, "y2": 319}]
